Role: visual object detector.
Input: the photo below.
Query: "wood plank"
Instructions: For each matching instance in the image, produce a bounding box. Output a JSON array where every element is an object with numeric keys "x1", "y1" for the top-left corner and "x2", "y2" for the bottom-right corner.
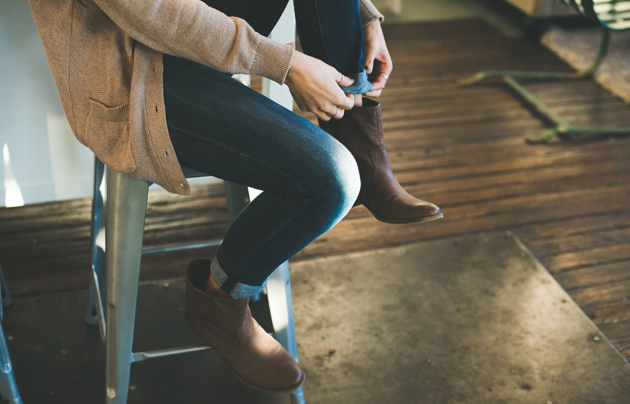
[
  {"x1": 544, "y1": 245, "x2": 630, "y2": 273},
  {"x1": 598, "y1": 321, "x2": 630, "y2": 350},
  {"x1": 569, "y1": 278, "x2": 630, "y2": 306},
  {"x1": 553, "y1": 260, "x2": 630, "y2": 290},
  {"x1": 588, "y1": 299, "x2": 630, "y2": 324}
]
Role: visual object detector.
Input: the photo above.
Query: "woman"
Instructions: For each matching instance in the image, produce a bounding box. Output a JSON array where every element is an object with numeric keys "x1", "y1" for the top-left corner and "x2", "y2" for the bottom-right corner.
[{"x1": 29, "y1": 0, "x2": 441, "y2": 394}]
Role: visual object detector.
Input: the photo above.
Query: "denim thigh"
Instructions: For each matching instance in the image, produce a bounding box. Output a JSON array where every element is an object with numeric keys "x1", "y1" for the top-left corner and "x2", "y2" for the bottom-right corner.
[
  {"x1": 163, "y1": 63, "x2": 360, "y2": 285},
  {"x1": 294, "y1": 0, "x2": 364, "y2": 76}
]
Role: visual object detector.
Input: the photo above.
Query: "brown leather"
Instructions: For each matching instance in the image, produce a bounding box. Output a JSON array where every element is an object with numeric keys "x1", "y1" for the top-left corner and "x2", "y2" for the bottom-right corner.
[
  {"x1": 185, "y1": 260, "x2": 304, "y2": 393},
  {"x1": 319, "y1": 98, "x2": 443, "y2": 224}
]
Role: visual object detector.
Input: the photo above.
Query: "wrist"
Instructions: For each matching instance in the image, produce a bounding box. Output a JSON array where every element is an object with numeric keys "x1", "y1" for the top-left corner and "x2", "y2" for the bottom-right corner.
[
  {"x1": 285, "y1": 63, "x2": 294, "y2": 87},
  {"x1": 285, "y1": 51, "x2": 304, "y2": 86},
  {"x1": 364, "y1": 17, "x2": 381, "y2": 31},
  {"x1": 286, "y1": 65, "x2": 292, "y2": 82}
]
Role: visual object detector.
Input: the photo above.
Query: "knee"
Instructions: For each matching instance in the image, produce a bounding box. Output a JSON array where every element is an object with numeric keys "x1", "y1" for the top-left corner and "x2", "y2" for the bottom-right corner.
[
  {"x1": 313, "y1": 143, "x2": 361, "y2": 219},
  {"x1": 333, "y1": 147, "x2": 361, "y2": 213}
]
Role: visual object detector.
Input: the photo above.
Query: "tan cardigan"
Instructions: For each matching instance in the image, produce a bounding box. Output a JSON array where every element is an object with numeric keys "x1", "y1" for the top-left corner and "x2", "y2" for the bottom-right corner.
[{"x1": 28, "y1": 0, "x2": 384, "y2": 195}]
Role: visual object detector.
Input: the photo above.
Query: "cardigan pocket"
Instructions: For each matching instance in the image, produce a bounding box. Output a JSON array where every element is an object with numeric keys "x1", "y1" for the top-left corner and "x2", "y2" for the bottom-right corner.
[{"x1": 85, "y1": 98, "x2": 137, "y2": 174}]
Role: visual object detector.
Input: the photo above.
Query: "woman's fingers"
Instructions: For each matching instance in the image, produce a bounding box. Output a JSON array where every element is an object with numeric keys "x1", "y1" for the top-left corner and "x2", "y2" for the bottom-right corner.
[
  {"x1": 362, "y1": 73, "x2": 385, "y2": 97},
  {"x1": 373, "y1": 51, "x2": 394, "y2": 76},
  {"x1": 297, "y1": 95, "x2": 351, "y2": 122},
  {"x1": 371, "y1": 76, "x2": 387, "y2": 90},
  {"x1": 363, "y1": 50, "x2": 378, "y2": 75},
  {"x1": 364, "y1": 88, "x2": 382, "y2": 98},
  {"x1": 331, "y1": 106, "x2": 345, "y2": 120},
  {"x1": 362, "y1": 18, "x2": 393, "y2": 96},
  {"x1": 316, "y1": 97, "x2": 351, "y2": 121},
  {"x1": 337, "y1": 90, "x2": 355, "y2": 110},
  {"x1": 315, "y1": 110, "x2": 332, "y2": 121},
  {"x1": 284, "y1": 51, "x2": 356, "y2": 120},
  {"x1": 315, "y1": 105, "x2": 344, "y2": 121},
  {"x1": 337, "y1": 74, "x2": 355, "y2": 88}
]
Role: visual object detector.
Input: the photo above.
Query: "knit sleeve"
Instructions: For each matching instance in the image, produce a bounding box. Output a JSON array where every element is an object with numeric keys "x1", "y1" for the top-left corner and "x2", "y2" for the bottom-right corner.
[
  {"x1": 359, "y1": 0, "x2": 385, "y2": 29},
  {"x1": 92, "y1": 0, "x2": 294, "y2": 84}
]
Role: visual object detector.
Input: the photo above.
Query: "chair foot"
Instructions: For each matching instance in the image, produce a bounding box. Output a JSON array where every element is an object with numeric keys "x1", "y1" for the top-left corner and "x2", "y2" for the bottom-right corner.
[
  {"x1": 85, "y1": 312, "x2": 98, "y2": 326},
  {"x1": 0, "y1": 323, "x2": 22, "y2": 404}
]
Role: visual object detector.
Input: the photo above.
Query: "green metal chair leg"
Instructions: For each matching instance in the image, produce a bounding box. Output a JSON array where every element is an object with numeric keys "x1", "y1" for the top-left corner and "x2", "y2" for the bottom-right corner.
[
  {"x1": 460, "y1": 29, "x2": 630, "y2": 143},
  {"x1": 460, "y1": 29, "x2": 610, "y2": 86}
]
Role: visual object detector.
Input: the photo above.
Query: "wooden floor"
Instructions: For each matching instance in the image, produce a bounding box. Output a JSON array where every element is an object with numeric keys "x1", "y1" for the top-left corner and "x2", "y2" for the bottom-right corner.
[{"x1": 2, "y1": 20, "x2": 630, "y2": 360}]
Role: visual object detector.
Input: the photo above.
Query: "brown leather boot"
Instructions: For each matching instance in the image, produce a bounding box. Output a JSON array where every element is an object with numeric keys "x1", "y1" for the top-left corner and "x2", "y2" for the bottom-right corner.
[
  {"x1": 185, "y1": 260, "x2": 304, "y2": 393},
  {"x1": 318, "y1": 98, "x2": 443, "y2": 224}
]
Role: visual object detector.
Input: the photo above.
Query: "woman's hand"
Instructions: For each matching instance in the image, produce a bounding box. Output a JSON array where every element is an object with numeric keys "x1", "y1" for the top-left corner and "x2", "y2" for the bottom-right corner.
[
  {"x1": 362, "y1": 19, "x2": 392, "y2": 98},
  {"x1": 285, "y1": 51, "x2": 355, "y2": 121}
]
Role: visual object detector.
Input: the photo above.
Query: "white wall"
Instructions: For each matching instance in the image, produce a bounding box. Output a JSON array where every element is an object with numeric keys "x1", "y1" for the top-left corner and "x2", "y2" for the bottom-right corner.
[
  {"x1": 0, "y1": 0, "x2": 95, "y2": 207},
  {"x1": 0, "y1": 0, "x2": 224, "y2": 207}
]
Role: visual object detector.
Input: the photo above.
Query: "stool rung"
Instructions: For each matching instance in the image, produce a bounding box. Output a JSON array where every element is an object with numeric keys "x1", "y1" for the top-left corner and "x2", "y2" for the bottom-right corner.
[
  {"x1": 131, "y1": 345, "x2": 211, "y2": 363},
  {"x1": 142, "y1": 239, "x2": 223, "y2": 255},
  {"x1": 130, "y1": 332, "x2": 277, "y2": 363}
]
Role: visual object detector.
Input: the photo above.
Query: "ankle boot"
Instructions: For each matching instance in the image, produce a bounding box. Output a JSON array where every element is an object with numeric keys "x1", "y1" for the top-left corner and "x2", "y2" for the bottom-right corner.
[
  {"x1": 185, "y1": 260, "x2": 304, "y2": 393},
  {"x1": 318, "y1": 98, "x2": 443, "y2": 224}
]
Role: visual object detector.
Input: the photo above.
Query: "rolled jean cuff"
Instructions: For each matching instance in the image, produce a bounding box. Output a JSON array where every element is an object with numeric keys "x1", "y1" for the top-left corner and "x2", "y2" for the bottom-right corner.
[
  {"x1": 342, "y1": 70, "x2": 373, "y2": 94},
  {"x1": 211, "y1": 255, "x2": 266, "y2": 299}
]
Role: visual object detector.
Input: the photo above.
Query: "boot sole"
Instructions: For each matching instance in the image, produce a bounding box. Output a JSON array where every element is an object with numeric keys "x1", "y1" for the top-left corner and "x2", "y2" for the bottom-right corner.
[
  {"x1": 367, "y1": 209, "x2": 444, "y2": 224},
  {"x1": 233, "y1": 369, "x2": 305, "y2": 394}
]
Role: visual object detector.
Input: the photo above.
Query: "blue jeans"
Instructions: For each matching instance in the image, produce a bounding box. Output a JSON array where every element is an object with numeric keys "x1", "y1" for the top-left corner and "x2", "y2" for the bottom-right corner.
[{"x1": 163, "y1": 0, "x2": 368, "y2": 297}]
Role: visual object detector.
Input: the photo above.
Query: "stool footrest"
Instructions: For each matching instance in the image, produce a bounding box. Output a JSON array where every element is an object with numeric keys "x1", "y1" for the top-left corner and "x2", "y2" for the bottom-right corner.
[
  {"x1": 131, "y1": 345, "x2": 212, "y2": 363},
  {"x1": 130, "y1": 331, "x2": 277, "y2": 363},
  {"x1": 142, "y1": 239, "x2": 223, "y2": 255}
]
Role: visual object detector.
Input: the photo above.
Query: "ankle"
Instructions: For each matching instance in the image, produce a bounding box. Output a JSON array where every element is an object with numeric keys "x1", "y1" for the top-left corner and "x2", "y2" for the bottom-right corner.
[{"x1": 205, "y1": 273, "x2": 229, "y2": 298}]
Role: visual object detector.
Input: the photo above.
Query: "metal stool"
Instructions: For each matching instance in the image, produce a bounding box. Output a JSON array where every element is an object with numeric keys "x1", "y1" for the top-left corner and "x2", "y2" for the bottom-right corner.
[
  {"x1": 0, "y1": 261, "x2": 22, "y2": 404},
  {"x1": 85, "y1": 157, "x2": 305, "y2": 404},
  {"x1": 461, "y1": 0, "x2": 630, "y2": 143}
]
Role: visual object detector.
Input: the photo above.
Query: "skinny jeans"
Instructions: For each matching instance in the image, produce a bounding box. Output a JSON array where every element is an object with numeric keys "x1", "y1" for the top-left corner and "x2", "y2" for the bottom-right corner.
[{"x1": 163, "y1": 0, "x2": 371, "y2": 297}]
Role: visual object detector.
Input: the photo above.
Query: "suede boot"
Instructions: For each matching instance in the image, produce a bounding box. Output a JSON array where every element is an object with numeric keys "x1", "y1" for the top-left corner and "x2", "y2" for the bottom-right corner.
[
  {"x1": 318, "y1": 98, "x2": 443, "y2": 224},
  {"x1": 185, "y1": 260, "x2": 304, "y2": 393}
]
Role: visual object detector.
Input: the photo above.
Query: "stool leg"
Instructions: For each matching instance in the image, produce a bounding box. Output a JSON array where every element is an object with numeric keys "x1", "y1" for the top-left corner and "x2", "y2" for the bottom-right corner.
[
  {"x1": 87, "y1": 158, "x2": 107, "y2": 339},
  {"x1": 223, "y1": 181, "x2": 250, "y2": 221},
  {"x1": 267, "y1": 262, "x2": 305, "y2": 404},
  {"x1": 223, "y1": 182, "x2": 263, "y2": 303},
  {"x1": 0, "y1": 263, "x2": 12, "y2": 308},
  {"x1": 0, "y1": 322, "x2": 22, "y2": 404},
  {"x1": 104, "y1": 168, "x2": 149, "y2": 404},
  {"x1": 0, "y1": 268, "x2": 21, "y2": 404}
]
